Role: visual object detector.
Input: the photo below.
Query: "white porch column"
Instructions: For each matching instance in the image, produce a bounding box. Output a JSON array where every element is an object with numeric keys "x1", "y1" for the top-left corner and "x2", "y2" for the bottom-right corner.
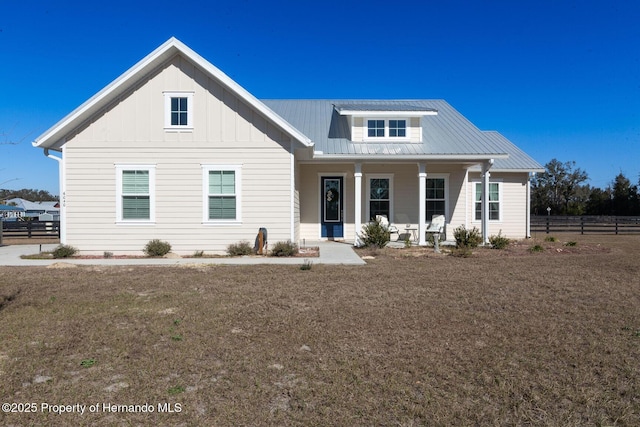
[
  {"x1": 418, "y1": 162, "x2": 427, "y2": 246},
  {"x1": 354, "y1": 162, "x2": 362, "y2": 246},
  {"x1": 481, "y1": 159, "x2": 494, "y2": 245},
  {"x1": 526, "y1": 172, "x2": 533, "y2": 238}
]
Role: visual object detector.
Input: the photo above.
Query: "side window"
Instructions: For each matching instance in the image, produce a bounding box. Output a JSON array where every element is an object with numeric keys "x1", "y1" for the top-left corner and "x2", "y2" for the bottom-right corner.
[
  {"x1": 164, "y1": 92, "x2": 193, "y2": 130},
  {"x1": 202, "y1": 165, "x2": 242, "y2": 223},
  {"x1": 116, "y1": 165, "x2": 155, "y2": 223},
  {"x1": 474, "y1": 182, "x2": 501, "y2": 221}
]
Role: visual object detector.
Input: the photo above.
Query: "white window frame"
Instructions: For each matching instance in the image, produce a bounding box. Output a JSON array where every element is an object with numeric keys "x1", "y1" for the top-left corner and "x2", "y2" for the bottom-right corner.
[
  {"x1": 425, "y1": 174, "x2": 449, "y2": 222},
  {"x1": 164, "y1": 91, "x2": 194, "y2": 131},
  {"x1": 365, "y1": 174, "x2": 394, "y2": 222},
  {"x1": 364, "y1": 118, "x2": 410, "y2": 142},
  {"x1": 202, "y1": 164, "x2": 242, "y2": 225},
  {"x1": 472, "y1": 180, "x2": 503, "y2": 223},
  {"x1": 115, "y1": 164, "x2": 156, "y2": 224}
]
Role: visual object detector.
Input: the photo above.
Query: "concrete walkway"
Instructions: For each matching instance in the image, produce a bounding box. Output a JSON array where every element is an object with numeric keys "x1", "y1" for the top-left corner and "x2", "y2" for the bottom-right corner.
[{"x1": 0, "y1": 240, "x2": 366, "y2": 267}]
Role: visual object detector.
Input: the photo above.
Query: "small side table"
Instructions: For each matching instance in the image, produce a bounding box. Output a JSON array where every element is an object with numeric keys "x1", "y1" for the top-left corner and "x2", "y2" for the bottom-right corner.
[{"x1": 404, "y1": 227, "x2": 418, "y2": 242}]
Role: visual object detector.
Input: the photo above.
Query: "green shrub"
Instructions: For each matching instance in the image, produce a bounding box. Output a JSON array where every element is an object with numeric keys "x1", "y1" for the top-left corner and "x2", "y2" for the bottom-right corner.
[
  {"x1": 300, "y1": 259, "x2": 313, "y2": 270},
  {"x1": 193, "y1": 250, "x2": 204, "y2": 258},
  {"x1": 143, "y1": 239, "x2": 172, "y2": 257},
  {"x1": 544, "y1": 236, "x2": 557, "y2": 242},
  {"x1": 103, "y1": 251, "x2": 113, "y2": 259},
  {"x1": 359, "y1": 218, "x2": 390, "y2": 248},
  {"x1": 226, "y1": 241, "x2": 253, "y2": 256},
  {"x1": 529, "y1": 244, "x2": 545, "y2": 253},
  {"x1": 52, "y1": 244, "x2": 77, "y2": 259},
  {"x1": 489, "y1": 231, "x2": 510, "y2": 250},
  {"x1": 453, "y1": 225, "x2": 482, "y2": 249},
  {"x1": 270, "y1": 240, "x2": 298, "y2": 257},
  {"x1": 564, "y1": 241, "x2": 578, "y2": 247}
]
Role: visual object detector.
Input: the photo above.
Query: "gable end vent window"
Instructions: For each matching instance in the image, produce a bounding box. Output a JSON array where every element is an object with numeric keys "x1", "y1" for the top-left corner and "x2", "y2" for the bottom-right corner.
[
  {"x1": 171, "y1": 97, "x2": 188, "y2": 126},
  {"x1": 164, "y1": 91, "x2": 193, "y2": 131}
]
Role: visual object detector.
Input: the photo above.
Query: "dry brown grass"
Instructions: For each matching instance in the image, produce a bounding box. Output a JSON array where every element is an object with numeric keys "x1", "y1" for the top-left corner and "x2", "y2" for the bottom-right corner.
[
  {"x1": 0, "y1": 237, "x2": 60, "y2": 246},
  {"x1": 1, "y1": 234, "x2": 639, "y2": 426}
]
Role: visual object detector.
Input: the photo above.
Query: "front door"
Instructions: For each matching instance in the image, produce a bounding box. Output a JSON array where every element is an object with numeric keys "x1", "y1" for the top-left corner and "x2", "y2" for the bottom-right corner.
[{"x1": 321, "y1": 176, "x2": 343, "y2": 239}]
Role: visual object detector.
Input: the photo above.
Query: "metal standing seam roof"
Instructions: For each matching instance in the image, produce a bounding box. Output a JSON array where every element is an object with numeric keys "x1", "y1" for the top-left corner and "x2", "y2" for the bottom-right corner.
[
  {"x1": 262, "y1": 99, "x2": 543, "y2": 170},
  {"x1": 477, "y1": 131, "x2": 545, "y2": 172}
]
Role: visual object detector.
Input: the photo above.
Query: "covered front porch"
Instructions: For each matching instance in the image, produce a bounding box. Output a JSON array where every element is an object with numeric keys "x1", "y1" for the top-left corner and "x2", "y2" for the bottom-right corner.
[{"x1": 297, "y1": 159, "x2": 503, "y2": 246}]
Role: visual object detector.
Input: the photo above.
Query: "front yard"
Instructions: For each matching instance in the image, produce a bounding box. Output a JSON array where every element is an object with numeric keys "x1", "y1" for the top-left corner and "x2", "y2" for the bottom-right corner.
[{"x1": 1, "y1": 234, "x2": 639, "y2": 426}]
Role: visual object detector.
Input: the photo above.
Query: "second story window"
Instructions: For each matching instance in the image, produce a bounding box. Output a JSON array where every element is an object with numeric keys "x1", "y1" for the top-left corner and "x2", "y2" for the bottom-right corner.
[
  {"x1": 164, "y1": 91, "x2": 193, "y2": 131},
  {"x1": 389, "y1": 120, "x2": 406, "y2": 137},
  {"x1": 366, "y1": 119, "x2": 408, "y2": 140},
  {"x1": 171, "y1": 97, "x2": 188, "y2": 126},
  {"x1": 367, "y1": 120, "x2": 385, "y2": 137}
]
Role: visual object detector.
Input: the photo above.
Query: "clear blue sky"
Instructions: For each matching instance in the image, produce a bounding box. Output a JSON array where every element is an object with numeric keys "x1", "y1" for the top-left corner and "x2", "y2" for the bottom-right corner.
[{"x1": 1, "y1": 0, "x2": 639, "y2": 196}]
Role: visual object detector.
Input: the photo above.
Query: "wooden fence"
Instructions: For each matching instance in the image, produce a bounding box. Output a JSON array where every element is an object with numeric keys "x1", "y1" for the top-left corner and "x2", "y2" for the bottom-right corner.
[
  {"x1": 531, "y1": 216, "x2": 640, "y2": 234},
  {"x1": 0, "y1": 220, "x2": 60, "y2": 241}
]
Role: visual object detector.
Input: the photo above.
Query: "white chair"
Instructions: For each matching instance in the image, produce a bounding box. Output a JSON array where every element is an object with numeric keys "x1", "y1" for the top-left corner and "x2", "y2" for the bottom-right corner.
[
  {"x1": 375, "y1": 215, "x2": 399, "y2": 240},
  {"x1": 425, "y1": 215, "x2": 445, "y2": 252}
]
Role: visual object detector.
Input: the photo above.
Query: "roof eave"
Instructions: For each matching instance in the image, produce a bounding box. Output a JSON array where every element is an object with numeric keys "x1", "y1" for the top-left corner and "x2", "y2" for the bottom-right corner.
[
  {"x1": 337, "y1": 110, "x2": 438, "y2": 117},
  {"x1": 311, "y1": 153, "x2": 509, "y2": 161}
]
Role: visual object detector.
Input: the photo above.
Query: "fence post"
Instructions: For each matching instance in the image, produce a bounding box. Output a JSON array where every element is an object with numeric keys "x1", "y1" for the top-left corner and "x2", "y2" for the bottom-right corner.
[
  {"x1": 546, "y1": 217, "x2": 549, "y2": 234},
  {"x1": 615, "y1": 218, "x2": 618, "y2": 235},
  {"x1": 581, "y1": 218, "x2": 584, "y2": 235}
]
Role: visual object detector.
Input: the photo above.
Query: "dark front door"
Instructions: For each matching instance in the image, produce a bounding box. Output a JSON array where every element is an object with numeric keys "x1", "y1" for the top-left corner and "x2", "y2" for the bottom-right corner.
[{"x1": 321, "y1": 176, "x2": 343, "y2": 239}]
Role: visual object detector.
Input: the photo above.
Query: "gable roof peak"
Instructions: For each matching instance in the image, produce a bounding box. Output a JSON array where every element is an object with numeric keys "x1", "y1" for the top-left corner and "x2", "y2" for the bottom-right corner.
[{"x1": 33, "y1": 38, "x2": 312, "y2": 150}]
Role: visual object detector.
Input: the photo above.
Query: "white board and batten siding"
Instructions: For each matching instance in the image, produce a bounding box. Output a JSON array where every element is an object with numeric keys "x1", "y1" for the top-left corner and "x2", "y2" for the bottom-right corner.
[{"x1": 63, "y1": 54, "x2": 295, "y2": 255}]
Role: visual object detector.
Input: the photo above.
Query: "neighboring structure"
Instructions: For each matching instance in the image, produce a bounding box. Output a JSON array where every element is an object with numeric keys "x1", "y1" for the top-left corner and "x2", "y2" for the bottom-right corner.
[
  {"x1": 0, "y1": 204, "x2": 25, "y2": 220},
  {"x1": 3, "y1": 198, "x2": 59, "y2": 220},
  {"x1": 32, "y1": 38, "x2": 543, "y2": 255}
]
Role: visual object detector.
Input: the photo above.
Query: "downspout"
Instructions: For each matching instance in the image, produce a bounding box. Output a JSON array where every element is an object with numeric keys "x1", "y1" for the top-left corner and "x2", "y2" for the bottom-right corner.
[{"x1": 44, "y1": 148, "x2": 65, "y2": 244}]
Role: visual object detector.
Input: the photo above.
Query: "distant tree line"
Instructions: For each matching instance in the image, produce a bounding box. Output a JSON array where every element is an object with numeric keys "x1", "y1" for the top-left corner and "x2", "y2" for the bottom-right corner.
[
  {"x1": 0, "y1": 188, "x2": 58, "y2": 203},
  {"x1": 531, "y1": 159, "x2": 640, "y2": 216}
]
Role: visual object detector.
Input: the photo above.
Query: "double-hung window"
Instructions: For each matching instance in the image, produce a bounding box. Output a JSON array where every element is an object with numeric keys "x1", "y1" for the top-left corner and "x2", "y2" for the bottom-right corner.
[
  {"x1": 202, "y1": 165, "x2": 242, "y2": 223},
  {"x1": 164, "y1": 91, "x2": 193, "y2": 130},
  {"x1": 426, "y1": 177, "x2": 446, "y2": 220},
  {"x1": 366, "y1": 119, "x2": 407, "y2": 140},
  {"x1": 116, "y1": 164, "x2": 156, "y2": 223},
  {"x1": 474, "y1": 182, "x2": 501, "y2": 221},
  {"x1": 367, "y1": 175, "x2": 393, "y2": 221}
]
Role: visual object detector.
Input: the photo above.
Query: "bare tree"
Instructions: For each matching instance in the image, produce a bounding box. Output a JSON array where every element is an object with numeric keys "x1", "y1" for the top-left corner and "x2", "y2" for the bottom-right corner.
[{"x1": 1, "y1": 125, "x2": 32, "y2": 145}]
